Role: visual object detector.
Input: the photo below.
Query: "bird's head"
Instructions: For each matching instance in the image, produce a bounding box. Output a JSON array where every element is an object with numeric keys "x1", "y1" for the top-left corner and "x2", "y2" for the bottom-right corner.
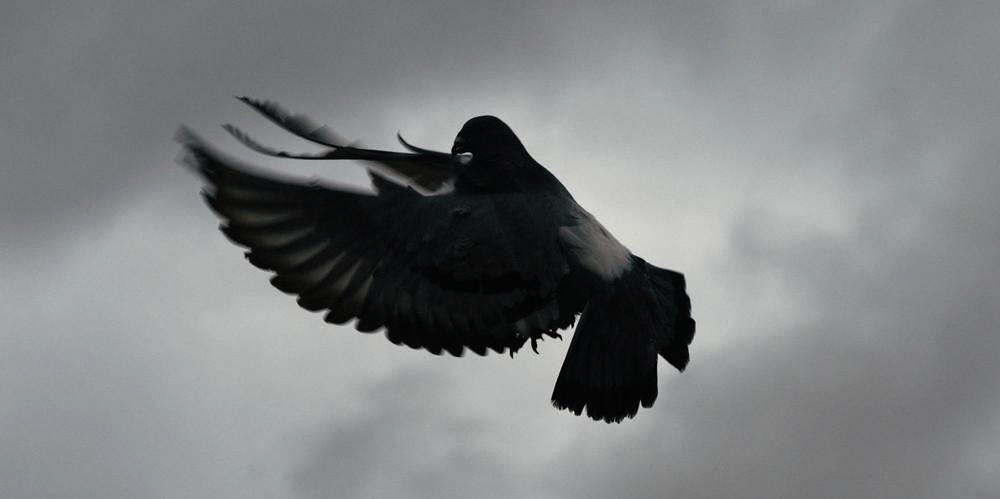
[{"x1": 452, "y1": 116, "x2": 532, "y2": 166}]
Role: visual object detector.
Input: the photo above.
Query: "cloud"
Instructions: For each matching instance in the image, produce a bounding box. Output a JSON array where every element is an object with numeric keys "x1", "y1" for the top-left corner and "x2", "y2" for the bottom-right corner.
[
  {"x1": 2, "y1": 1, "x2": 998, "y2": 498},
  {"x1": 292, "y1": 368, "x2": 524, "y2": 499}
]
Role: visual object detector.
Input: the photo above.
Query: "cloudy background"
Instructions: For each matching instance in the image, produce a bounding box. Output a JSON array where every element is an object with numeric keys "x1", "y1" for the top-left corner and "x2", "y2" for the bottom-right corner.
[{"x1": 2, "y1": 1, "x2": 998, "y2": 497}]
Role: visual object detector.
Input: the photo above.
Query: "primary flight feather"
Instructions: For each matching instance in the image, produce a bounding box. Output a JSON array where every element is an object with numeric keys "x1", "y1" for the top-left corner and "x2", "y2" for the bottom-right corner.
[{"x1": 178, "y1": 97, "x2": 695, "y2": 423}]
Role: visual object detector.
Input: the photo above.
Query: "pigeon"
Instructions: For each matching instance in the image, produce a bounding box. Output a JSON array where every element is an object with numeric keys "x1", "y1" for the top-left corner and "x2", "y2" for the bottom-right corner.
[{"x1": 177, "y1": 97, "x2": 695, "y2": 423}]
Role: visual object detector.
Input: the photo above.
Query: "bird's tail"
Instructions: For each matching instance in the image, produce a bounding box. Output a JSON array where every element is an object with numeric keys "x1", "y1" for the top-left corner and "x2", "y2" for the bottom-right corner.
[{"x1": 551, "y1": 255, "x2": 694, "y2": 423}]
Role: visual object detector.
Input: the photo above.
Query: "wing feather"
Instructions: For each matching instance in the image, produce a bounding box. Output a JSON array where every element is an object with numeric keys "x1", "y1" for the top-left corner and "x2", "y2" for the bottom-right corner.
[
  {"x1": 227, "y1": 97, "x2": 459, "y2": 194},
  {"x1": 179, "y1": 127, "x2": 575, "y2": 356}
]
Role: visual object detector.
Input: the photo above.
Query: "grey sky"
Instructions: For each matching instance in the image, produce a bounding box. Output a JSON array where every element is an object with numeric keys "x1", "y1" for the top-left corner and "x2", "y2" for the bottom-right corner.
[{"x1": 2, "y1": 1, "x2": 997, "y2": 498}]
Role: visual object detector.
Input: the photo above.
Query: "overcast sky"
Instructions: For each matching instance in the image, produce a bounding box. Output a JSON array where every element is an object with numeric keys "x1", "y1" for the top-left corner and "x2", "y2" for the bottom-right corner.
[{"x1": 2, "y1": 1, "x2": 998, "y2": 498}]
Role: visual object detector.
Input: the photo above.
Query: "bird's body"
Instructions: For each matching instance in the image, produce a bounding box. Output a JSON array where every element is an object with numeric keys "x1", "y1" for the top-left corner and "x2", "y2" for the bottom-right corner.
[{"x1": 179, "y1": 98, "x2": 694, "y2": 422}]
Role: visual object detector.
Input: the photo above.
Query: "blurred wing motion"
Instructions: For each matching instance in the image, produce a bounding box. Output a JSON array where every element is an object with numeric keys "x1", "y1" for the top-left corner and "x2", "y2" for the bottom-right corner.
[{"x1": 222, "y1": 96, "x2": 459, "y2": 194}]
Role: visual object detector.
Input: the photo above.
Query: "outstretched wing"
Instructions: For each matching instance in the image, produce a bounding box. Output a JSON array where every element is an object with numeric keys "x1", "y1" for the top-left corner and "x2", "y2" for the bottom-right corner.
[
  {"x1": 178, "y1": 129, "x2": 575, "y2": 356},
  {"x1": 223, "y1": 97, "x2": 462, "y2": 194}
]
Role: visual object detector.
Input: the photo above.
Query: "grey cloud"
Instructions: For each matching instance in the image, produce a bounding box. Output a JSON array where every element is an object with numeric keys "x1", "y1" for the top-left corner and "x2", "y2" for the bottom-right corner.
[
  {"x1": 3, "y1": 1, "x2": 998, "y2": 498},
  {"x1": 293, "y1": 368, "x2": 525, "y2": 499}
]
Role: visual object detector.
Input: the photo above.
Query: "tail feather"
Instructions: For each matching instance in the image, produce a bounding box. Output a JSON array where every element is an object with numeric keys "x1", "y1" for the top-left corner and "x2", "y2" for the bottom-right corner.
[
  {"x1": 645, "y1": 261, "x2": 695, "y2": 370},
  {"x1": 551, "y1": 256, "x2": 695, "y2": 423}
]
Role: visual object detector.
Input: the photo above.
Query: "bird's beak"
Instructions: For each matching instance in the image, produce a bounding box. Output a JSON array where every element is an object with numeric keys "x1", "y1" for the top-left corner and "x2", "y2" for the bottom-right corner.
[{"x1": 451, "y1": 136, "x2": 466, "y2": 155}]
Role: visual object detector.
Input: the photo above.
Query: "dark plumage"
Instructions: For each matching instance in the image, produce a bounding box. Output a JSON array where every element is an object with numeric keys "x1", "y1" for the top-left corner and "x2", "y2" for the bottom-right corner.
[{"x1": 178, "y1": 97, "x2": 695, "y2": 423}]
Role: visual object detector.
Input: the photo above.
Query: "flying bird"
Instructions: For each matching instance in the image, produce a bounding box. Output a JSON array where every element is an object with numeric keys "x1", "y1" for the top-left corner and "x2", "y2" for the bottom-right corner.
[{"x1": 177, "y1": 97, "x2": 695, "y2": 423}]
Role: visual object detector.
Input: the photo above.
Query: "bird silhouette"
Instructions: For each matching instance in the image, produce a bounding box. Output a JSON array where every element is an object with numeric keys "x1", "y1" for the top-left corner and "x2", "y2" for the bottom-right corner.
[{"x1": 177, "y1": 97, "x2": 694, "y2": 423}]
